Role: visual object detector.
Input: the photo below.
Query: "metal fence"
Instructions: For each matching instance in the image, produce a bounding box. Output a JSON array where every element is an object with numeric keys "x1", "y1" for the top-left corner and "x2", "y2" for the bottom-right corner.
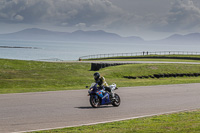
[{"x1": 79, "y1": 51, "x2": 200, "y2": 60}]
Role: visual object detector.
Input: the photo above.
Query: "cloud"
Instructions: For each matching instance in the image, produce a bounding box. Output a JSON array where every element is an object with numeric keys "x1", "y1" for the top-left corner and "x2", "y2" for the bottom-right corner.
[
  {"x1": 104, "y1": 0, "x2": 200, "y2": 37},
  {"x1": 75, "y1": 23, "x2": 86, "y2": 30},
  {"x1": 1, "y1": 0, "x2": 200, "y2": 38},
  {"x1": 0, "y1": 0, "x2": 124, "y2": 28},
  {"x1": 14, "y1": 15, "x2": 24, "y2": 21},
  {"x1": 153, "y1": 0, "x2": 200, "y2": 32}
]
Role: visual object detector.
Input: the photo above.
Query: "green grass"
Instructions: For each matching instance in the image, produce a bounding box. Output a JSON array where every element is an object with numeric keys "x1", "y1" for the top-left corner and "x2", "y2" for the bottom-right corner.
[
  {"x1": 1, "y1": 59, "x2": 200, "y2": 94},
  {"x1": 101, "y1": 63, "x2": 200, "y2": 87},
  {"x1": 102, "y1": 63, "x2": 200, "y2": 77},
  {"x1": 32, "y1": 110, "x2": 200, "y2": 133},
  {"x1": 0, "y1": 59, "x2": 94, "y2": 93}
]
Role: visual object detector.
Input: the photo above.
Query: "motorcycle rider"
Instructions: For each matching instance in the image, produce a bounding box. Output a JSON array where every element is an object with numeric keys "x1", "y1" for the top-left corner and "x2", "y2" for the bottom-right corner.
[{"x1": 93, "y1": 72, "x2": 115, "y2": 100}]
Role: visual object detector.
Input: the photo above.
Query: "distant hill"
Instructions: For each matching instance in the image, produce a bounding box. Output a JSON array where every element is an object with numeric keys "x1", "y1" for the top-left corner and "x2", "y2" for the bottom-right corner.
[
  {"x1": 0, "y1": 28, "x2": 69, "y2": 41},
  {"x1": 160, "y1": 33, "x2": 200, "y2": 44},
  {"x1": 0, "y1": 28, "x2": 144, "y2": 43}
]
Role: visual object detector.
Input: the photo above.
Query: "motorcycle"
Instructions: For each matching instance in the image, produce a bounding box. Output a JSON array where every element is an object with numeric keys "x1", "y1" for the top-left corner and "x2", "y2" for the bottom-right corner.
[{"x1": 87, "y1": 83, "x2": 121, "y2": 108}]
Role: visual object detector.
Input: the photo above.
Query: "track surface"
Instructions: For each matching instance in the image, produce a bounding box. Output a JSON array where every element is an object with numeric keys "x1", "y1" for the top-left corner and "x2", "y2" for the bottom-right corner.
[{"x1": 0, "y1": 83, "x2": 200, "y2": 133}]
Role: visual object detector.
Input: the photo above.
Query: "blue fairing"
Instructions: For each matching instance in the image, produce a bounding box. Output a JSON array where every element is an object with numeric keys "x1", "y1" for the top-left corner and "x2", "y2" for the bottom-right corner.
[
  {"x1": 90, "y1": 83, "x2": 111, "y2": 105},
  {"x1": 101, "y1": 93, "x2": 110, "y2": 105}
]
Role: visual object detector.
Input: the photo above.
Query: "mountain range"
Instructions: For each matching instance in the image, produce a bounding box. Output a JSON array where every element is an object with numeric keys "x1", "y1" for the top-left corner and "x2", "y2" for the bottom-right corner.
[
  {"x1": 0, "y1": 28, "x2": 143, "y2": 43},
  {"x1": 0, "y1": 28, "x2": 199, "y2": 44},
  {"x1": 160, "y1": 33, "x2": 200, "y2": 44}
]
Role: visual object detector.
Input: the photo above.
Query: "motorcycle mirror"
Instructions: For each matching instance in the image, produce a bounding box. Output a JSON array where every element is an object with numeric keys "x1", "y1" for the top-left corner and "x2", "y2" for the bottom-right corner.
[{"x1": 86, "y1": 86, "x2": 89, "y2": 88}]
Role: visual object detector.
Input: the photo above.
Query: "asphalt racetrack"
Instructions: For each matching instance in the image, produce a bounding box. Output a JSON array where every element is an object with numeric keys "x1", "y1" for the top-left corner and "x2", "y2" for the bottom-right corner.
[{"x1": 0, "y1": 83, "x2": 200, "y2": 133}]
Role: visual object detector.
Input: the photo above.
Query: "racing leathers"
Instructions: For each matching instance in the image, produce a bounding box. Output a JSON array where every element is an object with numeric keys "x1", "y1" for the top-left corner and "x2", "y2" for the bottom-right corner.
[{"x1": 95, "y1": 76, "x2": 115, "y2": 99}]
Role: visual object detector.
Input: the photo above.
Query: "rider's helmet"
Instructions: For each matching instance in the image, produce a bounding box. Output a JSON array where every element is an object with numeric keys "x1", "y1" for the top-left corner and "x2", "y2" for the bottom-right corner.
[{"x1": 93, "y1": 72, "x2": 100, "y2": 80}]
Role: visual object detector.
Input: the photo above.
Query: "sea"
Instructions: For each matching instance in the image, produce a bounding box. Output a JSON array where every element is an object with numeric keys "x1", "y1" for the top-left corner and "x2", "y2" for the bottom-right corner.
[{"x1": 0, "y1": 39, "x2": 200, "y2": 61}]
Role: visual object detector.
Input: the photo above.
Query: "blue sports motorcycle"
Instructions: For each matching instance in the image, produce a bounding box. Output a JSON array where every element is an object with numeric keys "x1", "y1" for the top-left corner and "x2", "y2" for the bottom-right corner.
[{"x1": 87, "y1": 83, "x2": 121, "y2": 108}]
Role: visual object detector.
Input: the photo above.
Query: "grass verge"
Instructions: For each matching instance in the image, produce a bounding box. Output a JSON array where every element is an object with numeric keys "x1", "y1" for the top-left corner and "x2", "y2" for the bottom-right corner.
[
  {"x1": 0, "y1": 59, "x2": 93, "y2": 93},
  {"x1": 32, "y1": 110, "x2": 200, "y2": 133},
  {"x1": 1, "y1": 59, "x2": 200, "y2": 94}
]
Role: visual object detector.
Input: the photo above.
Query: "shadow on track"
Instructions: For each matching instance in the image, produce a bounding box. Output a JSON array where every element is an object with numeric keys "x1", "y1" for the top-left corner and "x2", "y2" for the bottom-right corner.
[{"x1": 75, "y1": 105, "x2": 113, "y2": 109}]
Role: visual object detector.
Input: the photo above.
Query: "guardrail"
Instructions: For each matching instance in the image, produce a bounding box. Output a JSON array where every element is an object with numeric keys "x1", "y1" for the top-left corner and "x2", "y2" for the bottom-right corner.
[{"x1": 79, "y1": 51, "x2": 200, "y2": 60}]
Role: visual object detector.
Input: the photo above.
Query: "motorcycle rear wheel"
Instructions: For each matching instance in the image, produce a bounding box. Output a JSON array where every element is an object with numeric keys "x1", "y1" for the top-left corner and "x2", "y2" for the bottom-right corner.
[
  {"x1": 90, "y1": 95, "x2": 100, "y2": 108},
  {"x1": 112, "y1": 93, "x2": 121, "y2": 107}
]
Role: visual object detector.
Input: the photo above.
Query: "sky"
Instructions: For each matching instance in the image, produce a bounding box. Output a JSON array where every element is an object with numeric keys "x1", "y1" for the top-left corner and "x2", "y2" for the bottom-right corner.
[{"x1": 0, "y1": 0, "x2": 200, "y2": 40}]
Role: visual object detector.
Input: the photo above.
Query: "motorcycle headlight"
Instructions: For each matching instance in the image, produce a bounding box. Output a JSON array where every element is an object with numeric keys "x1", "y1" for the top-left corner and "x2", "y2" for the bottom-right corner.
[{"x1": 88, "y1": 88, "x2": 93, "y2": 93}]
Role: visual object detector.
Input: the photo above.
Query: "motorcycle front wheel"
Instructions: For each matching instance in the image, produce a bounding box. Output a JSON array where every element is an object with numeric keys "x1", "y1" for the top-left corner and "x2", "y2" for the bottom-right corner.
[
  {"x1": 112, "y1": 93, "x2": 121, "y2": 107},
  {"x1": 90, "y1": 95, "x2": 100, "y2": 108}
]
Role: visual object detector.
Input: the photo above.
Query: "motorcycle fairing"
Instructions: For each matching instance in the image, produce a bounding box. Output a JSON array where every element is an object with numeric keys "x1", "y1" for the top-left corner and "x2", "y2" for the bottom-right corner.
[{"x1": 101, "y1": 93, "x2": 110, "y2": 105}]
